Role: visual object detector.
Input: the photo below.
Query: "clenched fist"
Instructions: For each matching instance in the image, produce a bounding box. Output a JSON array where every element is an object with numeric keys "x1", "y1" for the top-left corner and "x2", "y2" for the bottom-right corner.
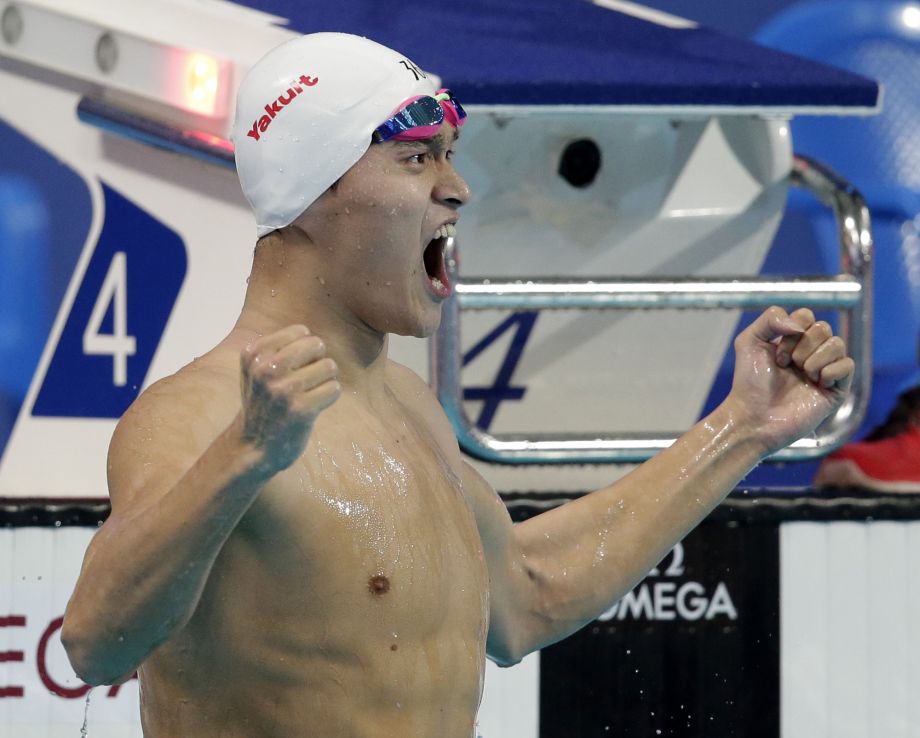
[
  {"x1": 728, "y1": 306, "x2": 855, "y2": 455},
  {"x1": 239, "y1": 325, "x2": 340, "y2": 473}
]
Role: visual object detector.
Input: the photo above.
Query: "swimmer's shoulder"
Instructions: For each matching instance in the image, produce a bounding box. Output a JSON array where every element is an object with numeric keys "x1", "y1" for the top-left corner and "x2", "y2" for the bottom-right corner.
[
  {"x1": 118, "y1": 346, "x2": 238, "y2": 436},
  {"x1": 107, "y1": 343, "x2": 241, "y2": 508}
]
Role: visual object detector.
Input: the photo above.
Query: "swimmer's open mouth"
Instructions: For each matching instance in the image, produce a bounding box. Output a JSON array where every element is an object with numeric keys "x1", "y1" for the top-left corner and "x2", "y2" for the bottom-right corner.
[{"x1": 423, "y1": 223, "x2": 455, "y2": 299}]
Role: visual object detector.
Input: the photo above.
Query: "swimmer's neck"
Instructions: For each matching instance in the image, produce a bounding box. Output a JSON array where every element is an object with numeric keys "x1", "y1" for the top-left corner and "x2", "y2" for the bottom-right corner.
[{"x1": 234, "y1": 234, "x2": 390, "y2": 399}]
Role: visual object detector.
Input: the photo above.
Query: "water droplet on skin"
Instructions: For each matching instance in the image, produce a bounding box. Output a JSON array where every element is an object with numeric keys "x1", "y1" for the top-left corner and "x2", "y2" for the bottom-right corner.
[
  {"x1": 270, "y1": 288, "x2": 277, "y2": 297},
  {"x1": 319, "y1": 277, "x2": 325, "y2": 285}
]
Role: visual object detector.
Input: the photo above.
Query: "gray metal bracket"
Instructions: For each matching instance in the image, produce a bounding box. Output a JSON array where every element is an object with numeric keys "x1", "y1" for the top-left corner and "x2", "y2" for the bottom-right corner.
[{"x1": 430, "y1": 154, "x2": 873, "y2": 464}]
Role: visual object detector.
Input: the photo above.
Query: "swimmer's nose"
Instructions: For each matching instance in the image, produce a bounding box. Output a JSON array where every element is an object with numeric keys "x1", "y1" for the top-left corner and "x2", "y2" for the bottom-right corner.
[{"x1": 434, "y1": 163, "x2": 471, "y2": 209}]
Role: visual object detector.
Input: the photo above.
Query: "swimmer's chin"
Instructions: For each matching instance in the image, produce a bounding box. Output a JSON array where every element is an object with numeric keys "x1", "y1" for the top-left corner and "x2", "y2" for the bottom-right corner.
[
  {"x1": 403, "y1": 319, "x2": 442, "y2": 340},
  {"x1": 389, "y1": 312, "x2": 443, "y2": 340}
]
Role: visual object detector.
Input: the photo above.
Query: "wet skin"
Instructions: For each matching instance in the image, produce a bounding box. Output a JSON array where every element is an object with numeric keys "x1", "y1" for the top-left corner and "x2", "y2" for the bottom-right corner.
[{"x1": 135, "y1": 355, "x2": 489, "y2": 738}]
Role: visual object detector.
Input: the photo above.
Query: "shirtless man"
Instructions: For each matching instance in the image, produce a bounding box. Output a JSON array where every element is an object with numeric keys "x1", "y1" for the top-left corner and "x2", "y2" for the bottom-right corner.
[{"x1": 61, "y1": 33, "x2": 855, "y2": 738}]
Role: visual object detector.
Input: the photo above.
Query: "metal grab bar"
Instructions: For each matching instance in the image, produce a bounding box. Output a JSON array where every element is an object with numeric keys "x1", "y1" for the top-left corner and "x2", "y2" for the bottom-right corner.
[
  {"x1": 455, "y1": 277, "x2": 861, "y2": 310},
  {"x1": 430, "y1": 154, "x2": 873, "y2": 464}
]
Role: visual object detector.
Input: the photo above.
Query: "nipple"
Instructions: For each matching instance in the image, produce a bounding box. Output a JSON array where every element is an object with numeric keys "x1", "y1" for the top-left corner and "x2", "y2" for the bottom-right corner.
[{"x1": 368, "y1": 574, "x2": 390, "y2": 595}]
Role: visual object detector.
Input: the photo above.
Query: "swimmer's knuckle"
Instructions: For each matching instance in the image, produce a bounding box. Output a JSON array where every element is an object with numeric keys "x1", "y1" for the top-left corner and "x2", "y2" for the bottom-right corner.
[
  {"x1": 245, "y1": 349, "x2": 263, "y2": 369},
  {"x1": 259, "y1": 361, "x2": 280, "y2": 379}
]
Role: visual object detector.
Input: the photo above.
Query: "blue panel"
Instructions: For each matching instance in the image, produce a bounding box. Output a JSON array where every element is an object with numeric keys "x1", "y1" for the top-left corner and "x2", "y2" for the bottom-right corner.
[
  {"x1": 0, "y1": 121, "x2": 92, "y2": 459},
  {"x1": 236, "y1": 0, "x2": 879, "y2": 108},
  {"x1": 0, "y1": 175, "x2": 50, "y2": 400},
  {"x1": 32, "y1": 184, "x2": 186, "y2": 419}
]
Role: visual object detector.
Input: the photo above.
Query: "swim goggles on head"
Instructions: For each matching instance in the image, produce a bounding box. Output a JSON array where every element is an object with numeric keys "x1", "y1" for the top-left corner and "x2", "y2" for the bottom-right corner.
[{"x1": 372, "y1": 88, "x2": 467, "y2": 143}]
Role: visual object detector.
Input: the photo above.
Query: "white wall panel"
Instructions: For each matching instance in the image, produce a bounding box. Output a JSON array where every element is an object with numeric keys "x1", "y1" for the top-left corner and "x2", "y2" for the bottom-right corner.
[
  {"x1": 781, "y1": 521, "x2": 829, "y2": 738},
  {"x1": 867, "y1": 522, "x2": 910, "y2": 738},
  {"x1": 0, "y1": 532, "x2": 14, "y2": 730},
  {"x1": 908, "y1": 524, "x2": 920, "y2": 738},
  {"x1": 0, "y1": 528, "x2": 141, "y2": 738},
  {"x1": 782, "y1": 521, "x2": 920, "y2": 738},
  {"x1": 825, "y1": 524, "x2": 868, "y2": 738}
]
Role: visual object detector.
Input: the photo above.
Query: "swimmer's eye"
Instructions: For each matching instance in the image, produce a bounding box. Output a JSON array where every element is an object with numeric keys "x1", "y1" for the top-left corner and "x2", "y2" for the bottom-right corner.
[{"x1": 407, "y1": 152, "x2": 428, "y2": 165}]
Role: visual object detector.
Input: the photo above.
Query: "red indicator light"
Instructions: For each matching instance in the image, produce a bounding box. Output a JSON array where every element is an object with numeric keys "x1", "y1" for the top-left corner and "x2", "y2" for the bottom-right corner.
[{"x1": 184, "y1": 53, "x2": 220, "y2": 115}]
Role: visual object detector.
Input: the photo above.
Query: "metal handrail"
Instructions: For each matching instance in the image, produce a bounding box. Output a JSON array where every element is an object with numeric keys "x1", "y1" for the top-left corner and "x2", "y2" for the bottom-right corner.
[{"x1": 430, "y1": 154, "x2": 873, "y2": 464}]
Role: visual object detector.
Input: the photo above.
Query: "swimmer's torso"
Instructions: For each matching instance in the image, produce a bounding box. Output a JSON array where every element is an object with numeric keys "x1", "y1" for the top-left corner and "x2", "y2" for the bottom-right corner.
[{"x1": 136, "y1": 352, "x2": 489, "y2": 738}]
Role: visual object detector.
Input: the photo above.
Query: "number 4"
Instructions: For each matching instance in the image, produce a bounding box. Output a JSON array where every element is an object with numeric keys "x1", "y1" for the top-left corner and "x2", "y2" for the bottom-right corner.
[{"x1": 82, "y1": 251, "x2": 137, "y2": 387}]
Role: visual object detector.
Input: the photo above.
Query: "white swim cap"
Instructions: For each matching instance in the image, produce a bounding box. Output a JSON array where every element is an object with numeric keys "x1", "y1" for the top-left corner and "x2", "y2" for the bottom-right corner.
[{"x1": 231, "y1": 33, "x2": 439, "y2": 238}]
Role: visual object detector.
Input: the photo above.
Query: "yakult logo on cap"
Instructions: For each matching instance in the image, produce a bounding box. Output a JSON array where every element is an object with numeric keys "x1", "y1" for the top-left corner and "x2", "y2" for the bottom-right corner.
[{"x1": 247, "y1": 74, "x2": 320, "y2": 142}]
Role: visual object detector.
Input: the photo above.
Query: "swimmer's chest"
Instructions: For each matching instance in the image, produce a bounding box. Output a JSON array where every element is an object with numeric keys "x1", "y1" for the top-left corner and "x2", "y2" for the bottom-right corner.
[{"x1": 233, "y1": 410, "x2": 488, "y2": 632}]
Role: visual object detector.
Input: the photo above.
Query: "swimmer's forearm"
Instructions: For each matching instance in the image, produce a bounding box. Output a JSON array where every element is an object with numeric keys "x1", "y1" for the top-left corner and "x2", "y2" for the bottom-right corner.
[
  {"x1": 63, "y1": 415, "x2": 275, "y2": 685},
  {"x1": 510, "y1": 400, "x2": 764, "y2": 654}
]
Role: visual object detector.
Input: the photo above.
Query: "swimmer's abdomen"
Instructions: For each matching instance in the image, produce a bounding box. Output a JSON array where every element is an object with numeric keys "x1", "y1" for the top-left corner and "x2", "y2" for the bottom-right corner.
[{"x1": 137, "y1": 425, "x2": 488, "y2": 738}]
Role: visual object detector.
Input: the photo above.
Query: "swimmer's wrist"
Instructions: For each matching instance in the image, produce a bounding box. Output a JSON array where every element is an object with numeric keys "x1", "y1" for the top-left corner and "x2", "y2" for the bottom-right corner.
[
  {"x1": 708, "y1": 399, "x2": 773, "y2": 461},
  {"x1": 225, "y1": 414, "x2": 286, "y2": 481}
]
